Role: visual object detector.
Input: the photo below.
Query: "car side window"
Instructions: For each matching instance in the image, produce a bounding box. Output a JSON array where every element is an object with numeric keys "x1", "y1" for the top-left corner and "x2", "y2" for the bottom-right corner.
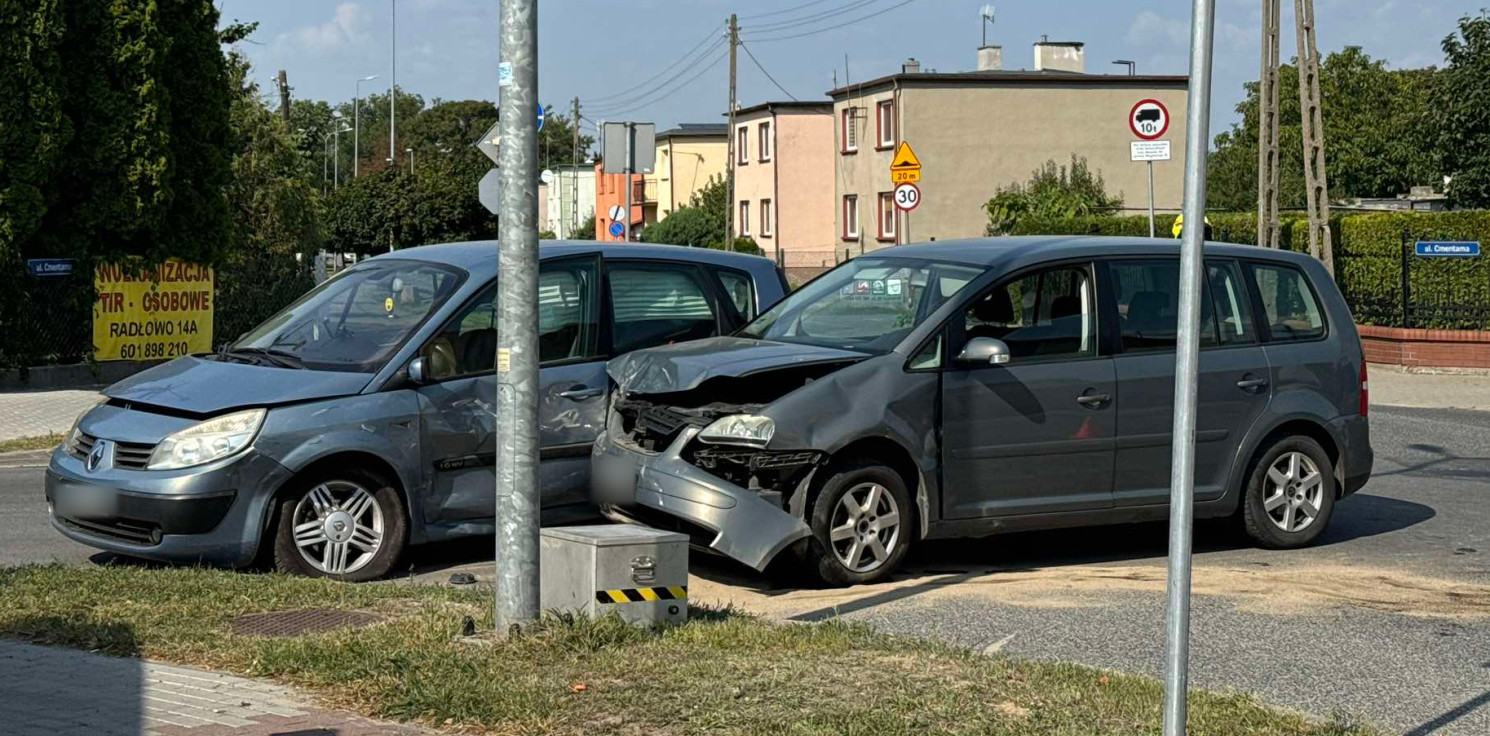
[
  {"x1": 715, "y1": 269, "x2": 757, "y2": 321},
  {"x1": 421, "y1": 259, "x2": 599, "y2": 381},
  {"x1": 1250, "y1": 262, "x2": 1326, "y2": 342},
  {"x1": 607, "y1": 264, "x2": 718, "y2": 355},
  {"x1": 961, "y1": 265, "x2": 1095, "y2": 361},
  {"x1": 1110, "y1": 259, "x2": 1218, "y2": 353},
  {"x1": 1208, "y1": 260, "x2": 1256, "y2": 346}
]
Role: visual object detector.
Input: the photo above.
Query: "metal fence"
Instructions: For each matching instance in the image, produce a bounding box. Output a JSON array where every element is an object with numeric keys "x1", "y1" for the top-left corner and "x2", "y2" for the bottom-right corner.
[{"x1": 1336, "y1": 235, "x2": 1490, "y2": 331}]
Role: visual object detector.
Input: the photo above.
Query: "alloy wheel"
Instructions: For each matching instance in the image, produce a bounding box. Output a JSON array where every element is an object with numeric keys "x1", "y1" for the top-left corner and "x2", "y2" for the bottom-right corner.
[
  {"x1": 828, "y1": 482, "x2": 901, "y2": 573},
  {"x1": 1263, "y1": 451, "x2": 1324, "y2": 534},
  {"x1": 291, "y1": 480, "x2": 384, "y2": 575}
]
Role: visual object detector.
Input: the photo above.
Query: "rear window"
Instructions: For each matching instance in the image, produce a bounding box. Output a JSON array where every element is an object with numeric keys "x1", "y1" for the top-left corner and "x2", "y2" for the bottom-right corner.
[{"x1": 1250, "y1": 263, "x2": 1326, "y2": 342}]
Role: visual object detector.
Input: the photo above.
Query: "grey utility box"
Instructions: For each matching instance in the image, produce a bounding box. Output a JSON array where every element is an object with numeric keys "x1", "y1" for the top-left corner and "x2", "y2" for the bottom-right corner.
[{"x1": 540, "y1": 525, "x2": 689, "y2": 626}]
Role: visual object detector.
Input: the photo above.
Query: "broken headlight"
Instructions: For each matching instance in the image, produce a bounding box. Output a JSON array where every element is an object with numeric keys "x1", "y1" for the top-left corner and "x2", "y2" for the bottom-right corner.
[{"x1": 697, "y1": 414, "x2": 775, "y2": 448}]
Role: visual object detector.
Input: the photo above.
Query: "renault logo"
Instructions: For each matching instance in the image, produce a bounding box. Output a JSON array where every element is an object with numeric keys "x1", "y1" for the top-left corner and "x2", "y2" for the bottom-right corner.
[{"x1": 86, "y1": 440, "x2": 112, "y2": 473}]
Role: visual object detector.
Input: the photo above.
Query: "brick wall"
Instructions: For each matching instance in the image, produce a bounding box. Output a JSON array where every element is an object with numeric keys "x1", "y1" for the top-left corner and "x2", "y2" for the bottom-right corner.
[{"x1": 1358, "y1": 324, "x2": 1490, "y2": 369}]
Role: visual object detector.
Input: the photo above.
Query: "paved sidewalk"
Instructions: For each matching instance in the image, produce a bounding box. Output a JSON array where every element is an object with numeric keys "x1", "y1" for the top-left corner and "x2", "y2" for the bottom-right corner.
[
  {"x1": 0, "y1": 388, "x2": 102, "y2": 442},
  {"x1": 0, "y1": 640, "x2": 428, "y2": 736},
  {"x1": 1370, "y1": 365, "x2": 1490, "y2": 411}
]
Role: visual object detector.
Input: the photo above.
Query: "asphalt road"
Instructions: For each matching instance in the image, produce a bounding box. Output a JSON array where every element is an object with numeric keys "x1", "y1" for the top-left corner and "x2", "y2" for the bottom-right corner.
[{"x1": 3, "y1": 405, "x2": 1489, "y2": 734}]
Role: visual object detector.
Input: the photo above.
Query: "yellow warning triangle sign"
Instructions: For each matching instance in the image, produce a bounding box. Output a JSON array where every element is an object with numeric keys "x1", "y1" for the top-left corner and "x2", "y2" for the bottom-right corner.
[{"x1": 889, "y1": 141, "x2": 921, "y2": 170}]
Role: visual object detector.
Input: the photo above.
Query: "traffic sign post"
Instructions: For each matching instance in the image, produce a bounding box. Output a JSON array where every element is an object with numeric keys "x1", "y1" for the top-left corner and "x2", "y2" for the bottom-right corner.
[
  {"x1": 890, "y1": 142, "x2": 923, "y2": 242},
  {"x1": 893, "y1": 183, "x2": 920, "y2": 212},
  {"x1": 1130, "y1": 101, "x2": 1172, "y2": 239},
  {"x1": 478, "y1": 168, "x2": 502, "y2": 215}
]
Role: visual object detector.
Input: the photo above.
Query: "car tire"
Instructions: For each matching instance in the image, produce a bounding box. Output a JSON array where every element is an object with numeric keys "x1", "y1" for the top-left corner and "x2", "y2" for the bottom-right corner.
[
  {"x1": 804, "y1": 459, "x2": 913, "y2": 587},
  {"x1": 272, "y1": 466, "x2": 407, "y2": 582},
  {"x1": 1241, "y1": 436, "x2": 1336, "y2": 549}
]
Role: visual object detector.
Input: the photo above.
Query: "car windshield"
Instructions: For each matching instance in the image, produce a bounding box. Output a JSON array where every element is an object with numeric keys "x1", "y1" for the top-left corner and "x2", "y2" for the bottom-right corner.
[
  {"x1": 739, "y1": 257, "x2": 984, "y2": 352},
  {"x1": 228, "y1": 259, "x2": 464, "y2": 372}
]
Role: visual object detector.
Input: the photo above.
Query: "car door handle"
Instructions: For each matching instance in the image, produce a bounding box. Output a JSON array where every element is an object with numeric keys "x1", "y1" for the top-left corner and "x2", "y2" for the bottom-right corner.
[
  {"x1": 558, "y1": 386, "x2": 604, "y2": 401},
  {"x1": 1076, "y1": 392, "x2": 1111, "y2": 409},
  {"x1": 1236, "y1": 377, "x2": 1269, "y2": 392}
]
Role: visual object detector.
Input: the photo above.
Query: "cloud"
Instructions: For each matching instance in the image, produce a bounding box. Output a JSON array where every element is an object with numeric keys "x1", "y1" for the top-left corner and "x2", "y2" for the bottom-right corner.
[
  {"x1": 283, "y1": 3, "x2": 366, "y2": 54},
  {"x1": 1128, "y1": 10, "x2": 1190, "y2": 49}
]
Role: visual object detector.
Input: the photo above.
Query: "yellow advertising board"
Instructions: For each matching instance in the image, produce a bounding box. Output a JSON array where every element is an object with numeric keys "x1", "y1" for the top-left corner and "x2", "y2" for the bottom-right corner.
[{"x1": 93, "y1": 259, "x2": 214, "y2": 361}]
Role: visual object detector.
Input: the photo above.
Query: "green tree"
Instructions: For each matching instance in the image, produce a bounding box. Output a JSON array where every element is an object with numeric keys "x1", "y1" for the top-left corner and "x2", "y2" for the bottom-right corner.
[
  {"x1": 1439, "y1": 10, "x2": 1490, "y2": 208},
  {"x1": 1207, "y1": 47, "x2": 1442, "y2": 211},
  {"x1": 638, "y1": 175, "x2": 757, "y2": 252},
  {"x1": 984, "y1": 156, "x2": 1123, "y2": 235}
]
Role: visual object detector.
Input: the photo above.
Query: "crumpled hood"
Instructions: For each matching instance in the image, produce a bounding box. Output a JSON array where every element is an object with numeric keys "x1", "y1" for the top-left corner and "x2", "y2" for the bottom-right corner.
[
  {"x1": 607, "y1": 336, "x2": 869, "y2": 395},
  {"x1": 104, "y1": 356, "x2": 372, "y2": 415}
]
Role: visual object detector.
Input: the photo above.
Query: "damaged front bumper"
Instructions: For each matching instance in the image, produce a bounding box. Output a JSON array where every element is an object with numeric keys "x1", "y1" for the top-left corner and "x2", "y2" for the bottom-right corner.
[{"x1": 592, "y1": 426, "x2": 812, "y2": 571}]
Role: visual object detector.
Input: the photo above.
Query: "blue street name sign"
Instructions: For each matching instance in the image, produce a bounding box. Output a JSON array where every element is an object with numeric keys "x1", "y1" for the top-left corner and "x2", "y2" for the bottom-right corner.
[
  {"x1": 27, "y1": 258, "x2": 76, "y2": 277},
  {"x1": 608, "y1": 221, "x2": 625, "y2": 238},
  {"x1": 1415, "y1": 241, "x2": 1480, "y2": 257}
]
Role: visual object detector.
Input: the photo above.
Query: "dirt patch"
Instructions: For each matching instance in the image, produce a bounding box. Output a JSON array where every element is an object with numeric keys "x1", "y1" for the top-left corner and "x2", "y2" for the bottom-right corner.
[{"x1": 691, "y1": 564, "x2": 1490, "y2": 621}]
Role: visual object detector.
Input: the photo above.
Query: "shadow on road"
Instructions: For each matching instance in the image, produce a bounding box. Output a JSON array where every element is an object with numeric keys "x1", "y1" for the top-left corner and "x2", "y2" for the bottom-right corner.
[
  {"x1": 0, "y1": 617, "x2": 143, "y2": 735},
  {"x1": 1405, "y1": 689, "x2": 1490, "y2": 736}
]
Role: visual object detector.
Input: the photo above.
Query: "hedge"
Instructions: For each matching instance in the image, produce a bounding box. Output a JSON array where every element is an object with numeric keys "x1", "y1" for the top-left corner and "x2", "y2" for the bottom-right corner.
[{"x1": 1005, "y1": 210, "x2": 1490, "y2": 329}]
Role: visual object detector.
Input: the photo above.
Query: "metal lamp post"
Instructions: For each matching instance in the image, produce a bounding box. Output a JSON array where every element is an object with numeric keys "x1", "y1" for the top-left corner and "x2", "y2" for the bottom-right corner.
[
  {"x1": 331, "y1": 112, "x2": 347, "y2": 188},
  {"x1": 354, "y1": 75, "x2": 380, "y2": 178},
  {"x1": 406, "y1": 148, "x2": 415, "y2": 174},
  {"x1": 1112, "y1": 59, "x2": 1137, "y2": 76}
]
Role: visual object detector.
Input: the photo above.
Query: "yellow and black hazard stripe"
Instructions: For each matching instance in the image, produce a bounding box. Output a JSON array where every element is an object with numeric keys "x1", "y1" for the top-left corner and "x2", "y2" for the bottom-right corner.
[{"x1": 595, "y1": 585, "x2": 687, "y2": 604}]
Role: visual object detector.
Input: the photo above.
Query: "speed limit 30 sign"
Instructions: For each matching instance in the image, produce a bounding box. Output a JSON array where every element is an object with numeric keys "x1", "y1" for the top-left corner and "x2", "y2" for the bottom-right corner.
[
  {"x1": 1129, "y1": 99, "x2": 1170, "y2": 140},
  {"x1": 893, "y1": 182, "x2": 920, "y2": 212}
]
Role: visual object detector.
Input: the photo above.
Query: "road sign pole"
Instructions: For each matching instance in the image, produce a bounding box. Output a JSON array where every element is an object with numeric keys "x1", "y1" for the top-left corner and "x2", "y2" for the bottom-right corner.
[
  {"x1": 1162, "y1": 0, "x2": 1216, "y2": 733},
  {"x1": 1147, "y1": 160, "x2": 1156, "y2": 238},
  {"x1": 494, "y1": 0, "x2": 541, "y2": 634},
  {"x1": 623, "y1": 122, "x2": 632, "y2": 243}
]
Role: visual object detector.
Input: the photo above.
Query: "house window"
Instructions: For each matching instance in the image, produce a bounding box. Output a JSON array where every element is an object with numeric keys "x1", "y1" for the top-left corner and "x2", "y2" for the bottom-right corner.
[
  {"x1": 841, "y1": 107, "x2": 859, "y2": 153},
  {"x1": 878, "y1": 192, "x2": 896, "y2": 241},
  {"x1": 760, "y1": 199, "x2": 773, "y2": 237},
  {"x1": 736, "y1": 126, "x2": 749, "y2": 165},
  {"x1": 876, "y1": 100, "x2": 895, "y2": 149},
  {"x1": 740, "y1": 200, "x2": 751, "y2": 237},
  {"x1": 842, "y1": 195, "x2": 859, "y2": 240},
  {"x1": 759, "y1": 121, "x2": 772, "y2": 162}
]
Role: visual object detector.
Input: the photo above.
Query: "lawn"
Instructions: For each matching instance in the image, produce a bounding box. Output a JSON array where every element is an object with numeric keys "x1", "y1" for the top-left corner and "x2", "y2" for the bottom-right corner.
[
  {"x1": 0, "y1": 565, "x2": 1375, "y2": 736},
  {"x1": 0, "y1": 432, "x2": 64, "y2": 453}
]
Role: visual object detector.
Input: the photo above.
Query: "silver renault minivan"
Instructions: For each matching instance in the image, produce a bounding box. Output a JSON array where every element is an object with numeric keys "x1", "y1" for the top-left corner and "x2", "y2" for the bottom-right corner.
[
  {"x1": 594, "y1": 237, "x2": 1373, "y2": 586},
  {"x1": 47, "y1": 241, "x2": 787, "y2": 580}
]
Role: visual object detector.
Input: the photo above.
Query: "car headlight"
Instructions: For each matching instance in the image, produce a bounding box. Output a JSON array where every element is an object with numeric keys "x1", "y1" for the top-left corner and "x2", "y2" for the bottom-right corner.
[
  {"x1": 698, "y1": 414, "x2": 775, "y2": 448},
  {"x1": 147, "y1": 408, "x2": 266, "y2": 470}
]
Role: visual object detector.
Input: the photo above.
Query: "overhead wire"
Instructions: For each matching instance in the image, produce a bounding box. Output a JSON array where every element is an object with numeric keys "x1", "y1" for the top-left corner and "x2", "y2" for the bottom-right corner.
[
  {"x1": 585, "y1": 38, "x2": 727, "y2": 116},
  {"x1": 738, "y1": 40, "x2": 798, "y2": 102},
  {"x1": 737, "y1": 0, "x2": 842, "y2": 20},
  {"x1": 583, "y1": 21, "x2": 726, "y2": 105},
  {"x1": 585, "y1": 48, "x2": 730, "y2": 120},
  {"x1": 743, "y1": 0, "x2": 917, "y2": 42},
  {"x1": 741, "y1": 0, "x2": 888, "y2": 33}
]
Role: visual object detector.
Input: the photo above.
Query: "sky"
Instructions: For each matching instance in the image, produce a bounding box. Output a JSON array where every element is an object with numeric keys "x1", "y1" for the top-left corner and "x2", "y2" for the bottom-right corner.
[{"x1": 225, "y1": 0, "x2": 1473, "y2": 145}]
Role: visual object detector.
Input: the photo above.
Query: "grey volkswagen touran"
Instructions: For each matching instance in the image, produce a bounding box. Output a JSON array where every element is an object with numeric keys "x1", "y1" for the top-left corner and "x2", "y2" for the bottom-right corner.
[
  {"x1": 594, "y1": 237, "x2": 1373, "y2": 586},
  {"x1": 47, "y1": 242, "x2": 787, "y2": 580}
]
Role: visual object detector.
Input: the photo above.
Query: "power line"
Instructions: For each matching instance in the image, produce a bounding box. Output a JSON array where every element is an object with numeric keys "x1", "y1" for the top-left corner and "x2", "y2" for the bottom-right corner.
[
  {"x1": 586, "y1": 38, "x2": 727, "y2": 115},
  {"x1": 743, "y1": 0, "x2": 887, "y2": 33},
  {"x1": 738, "y1": 40, "x2": 798, "y2": 101},
  {"x1": 586, "y1": 49, "x2": 730, "y2": 119},
  {"x1": 584, "y1": 21, "x2": 725, "y2": 105},
  {"x1": 738, "y1": 0, "x2": 841, "y2": 20},
  {"x1": 743, "y1": 0, "x2": 917, "y2": 42}
]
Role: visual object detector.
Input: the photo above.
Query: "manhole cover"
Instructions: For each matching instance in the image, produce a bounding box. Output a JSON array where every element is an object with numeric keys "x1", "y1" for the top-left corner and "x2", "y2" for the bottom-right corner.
[{"x1": 229, "y1": 609, "x2": 383, "y2": 637}]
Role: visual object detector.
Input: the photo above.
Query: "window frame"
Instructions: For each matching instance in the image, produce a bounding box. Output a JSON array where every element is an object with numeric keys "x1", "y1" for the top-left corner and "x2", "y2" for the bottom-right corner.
[
  {"x1": 876, "y1": 99, "x2": 895, "y2": 149},
  {"x1": 1241, "y1": 259, "x2": 1331, "y2": 345},
  {"x1": 601, "y1": 258, "x2": 730, "y2": 357},
  {"x1": 736, "y1": 125, "x2": 749, "y2": 165},
  {"x1": 943, "y1": 258, "x2": 1104, "y2": 369},
  {"x1": 877, "y1": 191, "x2": 896, "y2": 242},
  {"x1": 842, "y1": 194, "x2": 859, "y2": 241},
  {"x1": 739, "y1": 200, "x2": 751, "y2": 237},
  {"x1": 758, "y1": 121, "x2": 772, "y2": 162},
  {"x1": 760, "y1": 198, "x2": 773, "y2": 238},
  {"x1": 1098, "y1": 256, "x2": 1269, "y2": 356},
  {"x1": 841, "y1": 107, "x2": 859, "y2": 154},
  {"x1": 709, "y1": 265, "x2": 758, "y2": 328}
]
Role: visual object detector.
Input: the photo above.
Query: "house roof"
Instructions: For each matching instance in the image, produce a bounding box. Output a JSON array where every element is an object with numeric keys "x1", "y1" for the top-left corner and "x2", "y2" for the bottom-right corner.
[
  {"x1": 655, "y1": 124, "x2": 727, "y2": 141},
  {"x1": 732, "y1": 100, "x2": 834, "y2": 117},
  {"x1": 827, "y1": 69, "x2": 1187, "y2": 98}
]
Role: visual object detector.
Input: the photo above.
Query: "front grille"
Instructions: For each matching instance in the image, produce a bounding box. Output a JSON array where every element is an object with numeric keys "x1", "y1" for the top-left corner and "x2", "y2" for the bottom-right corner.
[
  {"x1": 57, "y1": 515, "x2": 160, "y2": 546},
  {"x1": 67, "y1": 432, "x2": 156, "y2": 470},
  {"x1": 617, "y1": 401, "x2": 711, "y2": 452}
]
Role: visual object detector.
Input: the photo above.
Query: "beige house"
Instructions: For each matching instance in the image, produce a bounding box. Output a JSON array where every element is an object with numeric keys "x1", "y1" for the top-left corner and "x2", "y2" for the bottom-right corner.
[
  {"x1": 731, "y1": 101, "x2": 836, "y2": 263},
  {"x1": 645, "y1": 124, "x2": 727, "y2": 226},
  {"x1": 832, "y1": 42, "x2": 1189, "y2": 251}
]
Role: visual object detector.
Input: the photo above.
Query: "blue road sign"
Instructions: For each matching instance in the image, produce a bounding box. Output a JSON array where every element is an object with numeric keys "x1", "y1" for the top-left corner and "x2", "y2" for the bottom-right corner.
[
  {"x1": 608, "y1": 221, "x2": 625, "y2": 238},
  {"x1": 27, "y1": 258, "x2": 76, "y2": 277},
  {"x1": 537, "y1": 103, "x2": 545, "y2": 132},
  {"x1": 1415, "y1": 241, "x2": 1481, "y2": 257}
]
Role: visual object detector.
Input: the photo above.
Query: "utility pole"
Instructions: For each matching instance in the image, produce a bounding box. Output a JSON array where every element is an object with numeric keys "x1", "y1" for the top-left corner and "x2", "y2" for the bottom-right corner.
[
  {"x1": 572, "y1": 97, "x2": 581, "y2": 238},
  {"x1": 1257, "y1": 0, "x2": 1282, "y2": 249},
  {"x1": 1163, "y1": 0, "x2": 1217, "y2": 733},
  {"x1": 495, "y1": 0, "x2": 541, "y2": 633},
  {"x1": 724, "y1": 14, "x2": 738, "y2": 247},
  {"x1": 390, "y1": 0, "x2": 398, "y2": 167},
  {"x1": 623, "y1": 123, "x2": 634, "y2": 242},
  {"x1": 277, "y1": 70, "x2": 292, "y2": 133},
  {"x1": 1295, "y1": 0, "x2": 1333, "y2": 273}
]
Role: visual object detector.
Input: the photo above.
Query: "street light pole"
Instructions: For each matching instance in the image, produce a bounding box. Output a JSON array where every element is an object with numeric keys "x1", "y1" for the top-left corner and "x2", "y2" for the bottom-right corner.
[
  {"x1": 390, "y1": 0, "x2": 398, "y2": 166},
  {"x1": 494, "y1": 0, "x2": 541, "y2": 633},
  {"x1": 354, "y1": 75, "x2": 380, "y2": 178},
  {"x1": 406, "y1": 148, "x2": 415, "y2": 174},
  {"x1": 1112, "y1": 59, "x2": 1137, "y2": 76},
  {"x1": 332, "y1": 112, "x2": 345, "y2": 188},
  {"x1": 322, "y1": 132, "x2": 332, "y2": 196}
]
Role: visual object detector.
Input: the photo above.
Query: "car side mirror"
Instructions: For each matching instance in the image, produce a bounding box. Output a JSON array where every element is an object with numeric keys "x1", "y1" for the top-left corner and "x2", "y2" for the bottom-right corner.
[
  {"x1": 957, "y1": 337, "x2": 1011, "y2": 366},
  {"x1": 408, "y1": 356, "x2": 428, "y2": 384}
]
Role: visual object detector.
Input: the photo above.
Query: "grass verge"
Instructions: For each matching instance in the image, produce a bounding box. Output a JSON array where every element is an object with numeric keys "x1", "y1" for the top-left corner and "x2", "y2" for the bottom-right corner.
[
  {"x1": 0, "y1": 564, "x2": 1374, "y2": 735},
  {"x1": 0, "y1": 432, "x2": 64, "y2": 453}
]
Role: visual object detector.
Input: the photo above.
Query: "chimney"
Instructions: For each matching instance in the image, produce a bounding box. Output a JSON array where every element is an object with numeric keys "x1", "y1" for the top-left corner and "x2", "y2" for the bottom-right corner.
[
  {"x1": 1033, "y1": 40, "x2": 1085, "y2": 73},
  {"x1": 901, "y1": 57, "x2": 920, "y2": 74},
  {"x1": 977, "y1": 45, "x2": 1003, "y2": 71}
]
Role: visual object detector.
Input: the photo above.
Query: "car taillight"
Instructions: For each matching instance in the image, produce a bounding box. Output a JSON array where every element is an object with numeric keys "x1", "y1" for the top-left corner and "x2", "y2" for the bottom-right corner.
[{"x1": 1359, "y1": 361, "x2": 1369, "y2": 417}]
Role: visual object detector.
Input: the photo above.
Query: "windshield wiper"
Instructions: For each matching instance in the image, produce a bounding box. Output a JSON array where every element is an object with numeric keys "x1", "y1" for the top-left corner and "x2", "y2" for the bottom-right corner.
[{"x1": 220, "y1": 346, "x2": 305, "y2": 369}]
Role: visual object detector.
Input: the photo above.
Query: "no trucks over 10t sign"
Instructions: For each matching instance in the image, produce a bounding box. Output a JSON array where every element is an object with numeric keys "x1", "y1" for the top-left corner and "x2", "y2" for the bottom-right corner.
[{"x1": 1129, "y1": 99, "x2": 1170, "y2": 140}]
